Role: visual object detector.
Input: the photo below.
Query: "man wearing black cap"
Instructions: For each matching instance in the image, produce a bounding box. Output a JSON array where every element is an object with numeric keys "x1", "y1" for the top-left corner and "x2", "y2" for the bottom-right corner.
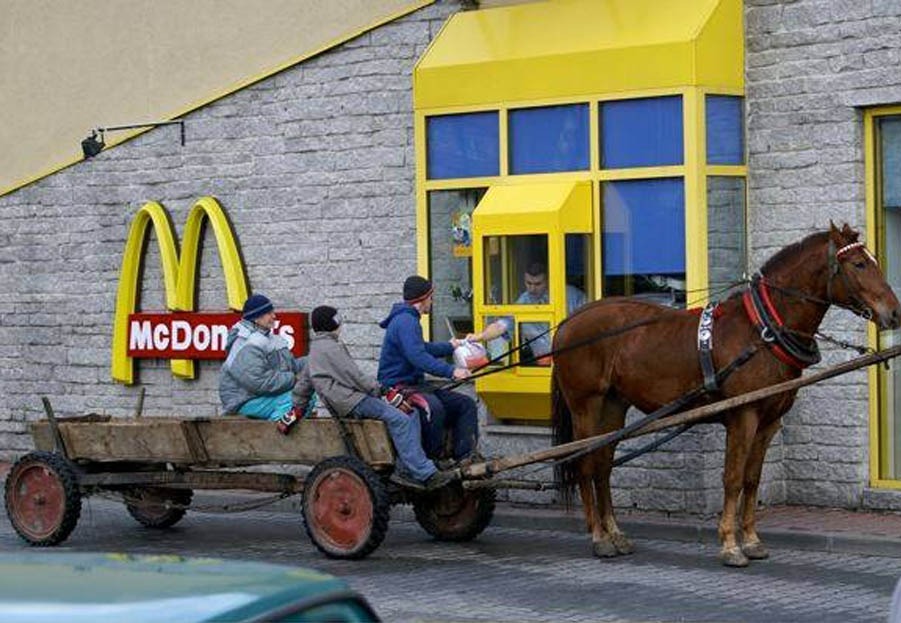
[
  {"x1": 288, "y1": 305, "x2": 454, "y2": 490},
  {"x1": 219, "y1": 293, "x2": 305, "y2": 420},
  {"x1": 377, "y1": 275, "x2": 479, "y2": 463}
]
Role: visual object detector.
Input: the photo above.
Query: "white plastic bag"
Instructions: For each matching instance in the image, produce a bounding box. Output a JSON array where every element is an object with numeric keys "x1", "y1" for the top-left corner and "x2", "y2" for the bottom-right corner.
[{"x1": 453, "y1": 341, "x2": 489, "y2": 370}]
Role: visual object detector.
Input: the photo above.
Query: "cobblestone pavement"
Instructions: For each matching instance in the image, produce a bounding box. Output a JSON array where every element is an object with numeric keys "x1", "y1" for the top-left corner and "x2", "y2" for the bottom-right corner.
[{"x1": 2, "y1": 498, "x2": 900, "y2": 622}]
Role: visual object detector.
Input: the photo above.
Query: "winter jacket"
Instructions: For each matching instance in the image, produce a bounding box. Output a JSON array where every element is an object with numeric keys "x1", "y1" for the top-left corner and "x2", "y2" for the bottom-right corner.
[
  {"x1": 293, "y1": 332, "x2": 381, "y2": 417},
  {"x1": 377, "y1": 303, "x2": 454, "y2": 387},
  {"x1": 219, "y1": 319, "x2": 304, "y2": 413}
]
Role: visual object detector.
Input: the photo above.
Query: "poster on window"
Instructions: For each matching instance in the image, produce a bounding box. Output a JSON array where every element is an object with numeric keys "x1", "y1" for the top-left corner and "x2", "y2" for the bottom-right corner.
[{"x1": 452, "y1": 209, "x2": 472, "y2": 257}]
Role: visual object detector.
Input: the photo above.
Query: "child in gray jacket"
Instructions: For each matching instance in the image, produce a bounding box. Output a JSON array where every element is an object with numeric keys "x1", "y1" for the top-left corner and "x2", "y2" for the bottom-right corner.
[{"x1": 286, "y1": 305, "x2": 453, "y2": 490}]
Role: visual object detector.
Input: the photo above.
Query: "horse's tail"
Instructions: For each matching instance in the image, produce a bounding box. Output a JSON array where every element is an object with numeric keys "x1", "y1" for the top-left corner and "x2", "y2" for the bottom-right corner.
[{"x1": 551, "y1": 370, "x2": 576, "y2": 508}]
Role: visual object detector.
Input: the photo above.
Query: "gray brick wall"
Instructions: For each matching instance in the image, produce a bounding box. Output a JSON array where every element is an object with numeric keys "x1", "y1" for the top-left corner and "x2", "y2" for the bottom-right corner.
[
  {"x1": 0, "y1": 1, "x2": 460, "y2": 459},
  {"x1": 745, "y1": 0, "x2": 901, "y2": 509},
  {"x1": 4, "y1": 0, "x2": 901, "y2": 515}
]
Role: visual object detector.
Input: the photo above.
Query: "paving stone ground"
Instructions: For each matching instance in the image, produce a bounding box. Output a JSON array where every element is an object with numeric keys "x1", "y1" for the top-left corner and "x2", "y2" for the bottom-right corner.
[{"x1": 2, "y1": 495, "x2": 901, "y2": 622}]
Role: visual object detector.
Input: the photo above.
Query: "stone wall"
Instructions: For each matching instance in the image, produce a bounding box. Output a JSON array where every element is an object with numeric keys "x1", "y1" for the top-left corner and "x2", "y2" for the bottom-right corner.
[
  {"x1": 745, "y1": 0, "x2": 901, "y2": 508},
  {"x1": 0, "y1": 1, "x2": 460, "y2": 460},
  {"x1": 3, "y1": 0, "x2": 901, "y2": 514}
]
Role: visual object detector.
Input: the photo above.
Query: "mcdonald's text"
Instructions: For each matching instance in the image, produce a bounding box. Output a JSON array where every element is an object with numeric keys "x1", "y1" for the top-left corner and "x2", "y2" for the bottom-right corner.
[{"x1": 127, "y1": 312, "x2": 307, "y2": 359}]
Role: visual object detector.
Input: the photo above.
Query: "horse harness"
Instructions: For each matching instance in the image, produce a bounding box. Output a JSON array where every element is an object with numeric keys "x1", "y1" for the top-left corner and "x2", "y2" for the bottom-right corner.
[{"x1": 701, "y1": 239, "x2": 875, "y2": 384}]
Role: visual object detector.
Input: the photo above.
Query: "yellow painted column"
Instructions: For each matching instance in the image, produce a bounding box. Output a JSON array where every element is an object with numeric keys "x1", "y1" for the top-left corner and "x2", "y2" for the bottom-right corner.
[{"x1": 683, "y1": 88, "x2": 708, "y2": 307}]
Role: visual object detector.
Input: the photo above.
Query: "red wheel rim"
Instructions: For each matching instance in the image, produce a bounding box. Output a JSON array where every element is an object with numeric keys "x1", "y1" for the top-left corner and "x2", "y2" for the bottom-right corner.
[
  {"x1": 309, "y1": 468, "x2": 373, "y2": 552},
  {"x1": 8, "y1": 463, "x2": 66, "y2": 541}
]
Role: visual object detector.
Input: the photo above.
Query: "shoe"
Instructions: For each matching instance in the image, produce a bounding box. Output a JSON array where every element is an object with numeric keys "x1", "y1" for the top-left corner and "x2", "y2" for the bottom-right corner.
[
  {"x1": 389, "y1": 471, "x2": 426, "y2": 491},
  {"x1": 424, "y1": 469, "x2": 457, "y2": 491},
  {"x1": 456, "y1": 451, "x2": 486, "y2": 470}
]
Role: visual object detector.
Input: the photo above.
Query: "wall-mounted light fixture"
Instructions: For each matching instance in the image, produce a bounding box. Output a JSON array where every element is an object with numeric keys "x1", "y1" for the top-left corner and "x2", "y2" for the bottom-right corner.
[{"x1": 81, "y1": 120, "x2": 185, "y2": 159}]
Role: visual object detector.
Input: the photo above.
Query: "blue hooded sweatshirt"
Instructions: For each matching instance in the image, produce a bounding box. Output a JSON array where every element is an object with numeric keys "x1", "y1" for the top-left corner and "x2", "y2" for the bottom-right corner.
[{"x1": 377, "y1": 303, "x2": 454, "y2": 387}]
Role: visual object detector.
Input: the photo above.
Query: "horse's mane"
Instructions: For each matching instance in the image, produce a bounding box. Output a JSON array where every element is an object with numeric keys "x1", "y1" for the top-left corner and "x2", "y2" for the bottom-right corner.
[{"x1": 758, "y1": 230, "x2": 832, "y2": 275}]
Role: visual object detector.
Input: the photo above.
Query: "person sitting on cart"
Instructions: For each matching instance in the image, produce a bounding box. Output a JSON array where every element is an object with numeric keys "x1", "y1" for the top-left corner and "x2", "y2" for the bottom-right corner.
[
  {"x1": 377, "y1": 275, "x2": 479, "y2": 464},
  {"x1": 219, "y1": 294, "x2": 305, "y2": 421},
  {"x1": 285, "y1": 305, "x2": 455, "y2": 490}
]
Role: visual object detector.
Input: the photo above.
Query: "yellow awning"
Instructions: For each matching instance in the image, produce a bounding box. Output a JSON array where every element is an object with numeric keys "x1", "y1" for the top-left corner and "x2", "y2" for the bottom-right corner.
[
  {"x1": 415, "y1": 0, "x2": 743, "y2": 110},
  {"x1": 473, "y1": 181, "x2": 592, "y2": 235}
]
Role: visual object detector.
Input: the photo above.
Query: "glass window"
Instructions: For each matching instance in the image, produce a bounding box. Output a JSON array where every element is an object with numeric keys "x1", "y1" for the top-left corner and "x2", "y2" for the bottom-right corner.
[
  {"x1": 509, "y1": 104, "x2": 590, "y2": 174},
  {"x1": 484, "y1": 315, "x2": 512, "y2": 367},
  {"x1": 565, "y1": 234, "x2": 593, "y2": 313},
  {"x1": 519, "y1": 320, "x2": 552, "y2": 367},
  {"x1": 707, "y1": 177, "x2": 747, "y2": 297},
  {"x1": 706, "y1": 95, "x2": 744, "y2": 165},
  {"x1": 601, "y1": 96, "x2": 683, "y2": 169},
  {"x1": 602, "y1": 178, "x2": 685, "y2": 306},
  {"x1": 428, "y1": 188, "x2": 486, "y2": 342},
  {"x1": 483, "y1": 234, "x2": 549, "y2": 305},
  {"x1": 878, "y1": 115, "x2": 901, "y2": 479},
  {"x1": 426, "y1": 112, "x2": 499, "y2": 180}
]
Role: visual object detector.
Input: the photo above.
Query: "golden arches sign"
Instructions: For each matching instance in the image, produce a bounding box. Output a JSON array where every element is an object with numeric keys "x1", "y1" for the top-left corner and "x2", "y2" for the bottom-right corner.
[{"x1": 111, "y1": 196, "x2": 248, "y2": 384}]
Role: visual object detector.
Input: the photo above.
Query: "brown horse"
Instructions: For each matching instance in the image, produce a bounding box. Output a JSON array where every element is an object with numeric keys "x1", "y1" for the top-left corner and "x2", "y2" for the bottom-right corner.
[{"x1": 551, "y1": 223, "x2": 901, "y2": 567}]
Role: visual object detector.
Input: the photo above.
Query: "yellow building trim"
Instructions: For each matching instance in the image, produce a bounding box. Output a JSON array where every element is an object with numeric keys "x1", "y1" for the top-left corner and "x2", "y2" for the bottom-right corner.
[
  {"x1": 1, "y1": 1, "x2": 436, "y2": 198},
  {"x1": 864, "y1": 104, "x2": 901, "y2": 486},
  {"x1": 684, "y1": 89, "x2": 708, "y2": 305},
  {"x1": 415, "y1": 0, "x2": 742, "y2": 111}
]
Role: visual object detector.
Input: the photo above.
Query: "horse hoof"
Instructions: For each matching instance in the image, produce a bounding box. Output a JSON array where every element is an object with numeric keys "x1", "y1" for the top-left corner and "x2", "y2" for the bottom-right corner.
[
  {"x1": 742, "y1": 541, "x2": 769, "y2": 560},
  {"x1": 720, "y1": 547, "x2": 749, "y2": 568},
  {"x1": 592, "y1": 540, "x2": 618, "y2": 558},
  {"x1": 612, "y1": 533, "x2": 635, "y2": 555}
]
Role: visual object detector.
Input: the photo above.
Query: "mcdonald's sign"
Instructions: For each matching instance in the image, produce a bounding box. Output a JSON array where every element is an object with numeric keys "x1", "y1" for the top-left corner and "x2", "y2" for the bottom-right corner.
[{"x1": 111, "y1": 196, "x2": 307, "y2": 384}]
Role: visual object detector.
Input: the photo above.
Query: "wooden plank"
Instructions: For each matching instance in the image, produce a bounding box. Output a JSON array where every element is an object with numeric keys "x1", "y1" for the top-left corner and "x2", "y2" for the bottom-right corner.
[
  {"x1": 198, "y1": 418, "x2": 395, "y2": 467},
  {"x1": 35, "y1": 420, "x2": 196, "y2": 463},
  {"x1": 81, "y1": 470, "x2": 303, "y2": 493},
  {"x1": 463, "y1": 344, "x2": 901, "y2": 479},
  {"x1": 31, "y1": 417, "x2": 395, "y2": 468}
]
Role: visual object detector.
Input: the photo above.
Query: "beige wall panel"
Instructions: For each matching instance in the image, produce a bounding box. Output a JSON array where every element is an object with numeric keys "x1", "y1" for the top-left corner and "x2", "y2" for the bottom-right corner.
[{"x1": 0, "y1": 0, "x2": 429, "y2": 195}]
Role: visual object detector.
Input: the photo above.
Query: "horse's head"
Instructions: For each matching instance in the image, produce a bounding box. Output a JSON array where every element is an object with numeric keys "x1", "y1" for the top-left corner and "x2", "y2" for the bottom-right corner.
[{"x1": 827, "y1": 222, "x2": 901, "y2": 329}]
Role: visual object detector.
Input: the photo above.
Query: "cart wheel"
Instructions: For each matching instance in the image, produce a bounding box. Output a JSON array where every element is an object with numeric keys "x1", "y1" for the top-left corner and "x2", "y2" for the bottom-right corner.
[
  {"x1": 413, "y1": 483, "x2": 495, "y2": 542},
  {"x1": 302, "y1": 456, "x2": 390, "y2": 559},
  {"x1": 4, "y1": 451, "x2": 82, "y2": 546},
  {"x1": 126, "y1": 487, "x2": 193, "y2": 528}
]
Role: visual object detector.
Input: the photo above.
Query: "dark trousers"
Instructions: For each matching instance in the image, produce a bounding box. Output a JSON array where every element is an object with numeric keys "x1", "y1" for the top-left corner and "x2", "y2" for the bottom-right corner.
[{"x1": 418, "y1": 388, "x2": 478, "y2": 460}]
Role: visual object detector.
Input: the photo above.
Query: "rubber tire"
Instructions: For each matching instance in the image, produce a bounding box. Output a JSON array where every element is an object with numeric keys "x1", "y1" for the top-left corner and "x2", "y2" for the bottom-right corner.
[
  {"x1": 302, "y1": 456, "x2": 390, "y2": 560},
  {"x1": 126, "y1": 487, "x2": 193, "y2": 528},
  {"x1": 4, "y1": 451, "x2": 82, "y2": 546},
  {"x1": 413, "y1": 483, "x2": 495, "y2": 542}
]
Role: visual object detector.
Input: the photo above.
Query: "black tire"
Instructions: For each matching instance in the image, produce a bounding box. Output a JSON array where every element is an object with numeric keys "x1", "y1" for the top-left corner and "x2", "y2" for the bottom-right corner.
[
  {"x1": 413, "y1": 483, "x2": 495, "y2": 542},
  {"x1": 4, "y1": 451, "x2": 82, "y2": 546},
  {"x1": 302, "y1": 456, "x2": 390, "y2": 559},
  {"x1": 125, "y1": 487, "x2": 193, "y2": 528}
]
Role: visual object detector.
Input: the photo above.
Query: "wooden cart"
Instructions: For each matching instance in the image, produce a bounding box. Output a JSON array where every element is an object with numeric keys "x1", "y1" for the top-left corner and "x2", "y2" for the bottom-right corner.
[
  {"x1": 7, "y1": 346, "x2": 900, "y2": 559},
  {"x1": 4, "y1": 406, "x2": 495, "y2": 560}
]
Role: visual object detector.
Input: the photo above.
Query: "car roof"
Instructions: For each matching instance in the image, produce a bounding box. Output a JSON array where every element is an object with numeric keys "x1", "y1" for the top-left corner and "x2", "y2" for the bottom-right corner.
[{"x1": 0, "y1": 552, "x2": 374, "y2": 623}]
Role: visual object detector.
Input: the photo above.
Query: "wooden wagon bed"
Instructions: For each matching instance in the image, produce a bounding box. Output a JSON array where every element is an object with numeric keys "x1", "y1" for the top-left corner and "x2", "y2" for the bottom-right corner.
[{"x1": 31, "y1": 415, "x2": 395, "y2": 469}]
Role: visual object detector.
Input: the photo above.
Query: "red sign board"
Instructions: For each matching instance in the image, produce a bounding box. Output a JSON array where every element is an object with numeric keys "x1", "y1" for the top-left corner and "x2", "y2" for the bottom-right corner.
[{"x1": 127, "y1": 311, "x2": 308, "y2": 359}]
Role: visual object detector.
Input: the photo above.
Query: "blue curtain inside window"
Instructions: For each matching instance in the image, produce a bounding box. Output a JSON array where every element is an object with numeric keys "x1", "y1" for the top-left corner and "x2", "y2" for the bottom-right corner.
[
  {"x1": 427, "y1": 111, "x2": 499, "y2": 180},
  {"x1": 882, "y1": 117, "x2": 901, "y2": 208},
  {"x1": 601, "y1": 96, "x2": 683, "y2": 169},
  {"x1": 603, "y1": 178, "x2": 685, "y2": 275},
  {"x1": 706, "y1": 95, "x2": 744, "y2": 165},
  {"x1": 509, "y1": 104, "x2": 589, "y2": 174}
]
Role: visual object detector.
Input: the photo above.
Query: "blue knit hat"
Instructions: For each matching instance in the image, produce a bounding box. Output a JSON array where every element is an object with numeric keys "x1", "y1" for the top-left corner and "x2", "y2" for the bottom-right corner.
[{"x1": 242, "y1": 294, "x2": 274, "y2": 321}]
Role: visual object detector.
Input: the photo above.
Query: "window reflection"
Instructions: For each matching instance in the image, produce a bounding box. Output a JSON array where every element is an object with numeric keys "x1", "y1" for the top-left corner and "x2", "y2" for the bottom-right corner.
[
  {"x1": 483, "y1": 234, "x2": 549, "y2": 305},
  {"x1": 602, "y1": 178, "x2": 686, "y2": 307},
  {"x1": 428, "y1": 188, "x2": 486, "y2": 342}
]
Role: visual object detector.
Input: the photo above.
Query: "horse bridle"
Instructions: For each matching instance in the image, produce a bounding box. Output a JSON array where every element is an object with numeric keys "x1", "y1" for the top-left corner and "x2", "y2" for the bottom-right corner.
[{"x1": 826, "y1": 239, "x2": 877, "y2": 321}]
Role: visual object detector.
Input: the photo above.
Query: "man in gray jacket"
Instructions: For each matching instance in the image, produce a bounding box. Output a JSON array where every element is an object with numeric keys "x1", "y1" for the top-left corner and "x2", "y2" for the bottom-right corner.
[
  {"x1": 290, "y1": 305, "x2": 454, "y2": 490},
  {"x1": 219, "y1": 294, "x2": 305, "y2": 420}
]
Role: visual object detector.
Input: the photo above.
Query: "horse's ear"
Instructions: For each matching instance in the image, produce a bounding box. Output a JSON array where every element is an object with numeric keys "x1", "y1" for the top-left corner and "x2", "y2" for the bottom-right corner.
[
  {"x1": 841, "y1": 222, "x2": 859, "y2": 241},
  {"x1": 829, "y1": 221, "x2": 842, "y2": 241}
]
